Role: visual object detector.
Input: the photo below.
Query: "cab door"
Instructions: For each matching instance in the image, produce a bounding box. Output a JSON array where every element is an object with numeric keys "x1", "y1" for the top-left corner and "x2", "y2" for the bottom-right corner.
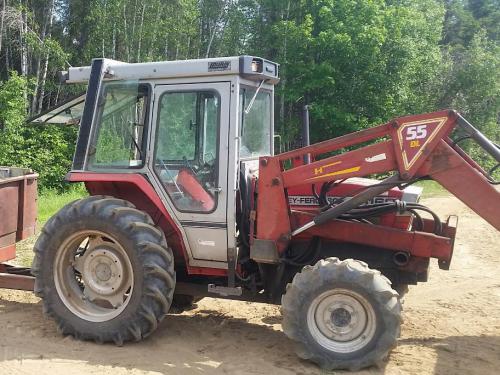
[{"x1": 151, "y1": 82, "x2": 230, "y2": 265}]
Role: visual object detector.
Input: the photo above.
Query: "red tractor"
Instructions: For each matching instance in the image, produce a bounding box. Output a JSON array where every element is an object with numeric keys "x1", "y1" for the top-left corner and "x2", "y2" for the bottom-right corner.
[{"x1": 4, "y1": 56, "x2": 499, "y2": 370}]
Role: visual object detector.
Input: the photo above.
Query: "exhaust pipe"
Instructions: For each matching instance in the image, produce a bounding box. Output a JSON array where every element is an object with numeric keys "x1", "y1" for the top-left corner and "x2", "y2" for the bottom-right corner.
[{"x1": 393, "y1": 251, "x2": 410, "y2": 267}]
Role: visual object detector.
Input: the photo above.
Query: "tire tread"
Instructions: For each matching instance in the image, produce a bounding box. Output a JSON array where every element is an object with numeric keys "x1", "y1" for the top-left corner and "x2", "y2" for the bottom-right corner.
[
  {"x1": 32, "y1": 195, "x2": 175, "y2": 344},
  {"x1": 281, "y1": 257, "x2": 402, "y2": 370}
]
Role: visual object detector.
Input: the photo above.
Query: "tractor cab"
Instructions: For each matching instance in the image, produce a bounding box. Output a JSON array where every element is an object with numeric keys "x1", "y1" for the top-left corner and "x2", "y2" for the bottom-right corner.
[{"x1": 32, "y1": 56, "x2": 279, "y2": 270}]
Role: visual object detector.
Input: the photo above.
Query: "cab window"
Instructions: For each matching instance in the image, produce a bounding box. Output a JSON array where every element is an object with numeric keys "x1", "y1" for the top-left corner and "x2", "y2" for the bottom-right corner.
[{"x1": 239, "y1": 87, "x2": 272, "y2": 158}]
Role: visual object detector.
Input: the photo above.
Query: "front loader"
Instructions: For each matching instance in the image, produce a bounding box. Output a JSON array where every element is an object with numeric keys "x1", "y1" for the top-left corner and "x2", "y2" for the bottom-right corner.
[{"x1": 2, "y1": 55, "x2": 499, "y2": 370}]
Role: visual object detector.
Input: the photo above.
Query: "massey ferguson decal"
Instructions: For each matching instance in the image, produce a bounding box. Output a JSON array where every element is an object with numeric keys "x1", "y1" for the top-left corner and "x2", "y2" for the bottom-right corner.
[
  {"x1": 289, "y1": 195, "x2": 396, "y2": 206},
  {"x1": 397, "y1": 117, "x2": 448, "y2": 170}
]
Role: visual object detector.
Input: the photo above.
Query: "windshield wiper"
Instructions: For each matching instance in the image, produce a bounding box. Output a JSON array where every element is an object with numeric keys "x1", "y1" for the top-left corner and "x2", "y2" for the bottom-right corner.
[
  {"x1": 124, "y1": 120, "x2": 144, "y2": 160},
  {"x1": 244, "y1": 80, "x2": 265, "y2": 114}
]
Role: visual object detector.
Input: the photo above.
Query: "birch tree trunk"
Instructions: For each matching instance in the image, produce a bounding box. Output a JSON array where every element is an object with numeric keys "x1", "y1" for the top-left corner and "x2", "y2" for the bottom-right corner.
[
  {"x1": 205, "y1": 22, "x2": 217, "y2": 58},
  {"x1": 214, "y1": 18, "x2": 229, "y2": 57},
  {"x1": 136, "y1": 3, "x2": 145, "y2": 62},
  {"x1": 20, "y1": 5, "x2": 28, "y2": 107},
  {"x1": 147, "y1": 3, "x2": 162, "y2": 61},
  {"x1": 123, "y1": 4, "x2": 130, "y2": 62},
  {"x1": 37, "y1": 52, "x2": 50, "y2": 113},
  {"x1": 5, "y1": 38, "x2": 9, "y2": 71},
  {"x1": 102, "y1": 0, "x2": 107, "y2": 57},
  {"x1": 205, "y1": 6, "x2": 227, "y2": 58},
  {"x1": 31, "y1": 54, "x2": 42, "y2": 114},
  {"x1": 37, "y1": 0, "x2": 55, "y2": 113},
  {"x1": 31, "y1": 0, "x2": 52, "y2": 114},
  {"x1": 20, "y1": 8, "x2": 28, "y2": 77},
  {"x1": 0, "y1": 0, "x2": 5, "y2": 55},
  {"x1": 131, "y1": 0, "x2": 137, "y2": 61},
  {"x1": 55, "y1": 82, "x2": 61, "y2": 104},
  {"x1": 112, "y1": 21, "x2": 116, "y2": 59},
  {"x1": 197, "y1": 17, "x2": 202, "y2": 58}
]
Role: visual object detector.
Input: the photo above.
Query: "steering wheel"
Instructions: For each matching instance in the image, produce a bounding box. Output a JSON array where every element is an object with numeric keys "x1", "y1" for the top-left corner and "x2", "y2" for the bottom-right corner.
[{"x1": 182, "y1": 157, "x2": 217, "y2": 187}]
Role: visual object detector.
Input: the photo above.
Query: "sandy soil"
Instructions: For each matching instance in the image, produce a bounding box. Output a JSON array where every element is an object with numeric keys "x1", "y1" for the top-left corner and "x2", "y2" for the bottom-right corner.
[{"x1": 1, "y1": 195, "x2": 499, "y2": 375}]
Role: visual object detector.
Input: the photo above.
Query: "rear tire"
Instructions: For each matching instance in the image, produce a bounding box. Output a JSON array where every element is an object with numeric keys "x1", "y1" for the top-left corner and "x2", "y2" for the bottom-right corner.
[
  {"x1": 32, "y1": 196, "x2": 175, "y2": 345},
  {"x1": 281, "y1": 257, "x2": 401, "y2": 370}
]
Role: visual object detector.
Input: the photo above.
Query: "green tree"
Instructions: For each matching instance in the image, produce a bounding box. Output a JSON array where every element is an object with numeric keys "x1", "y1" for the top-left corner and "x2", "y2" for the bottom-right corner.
[
  {"x1": 0, "y1": 71, "x2": 28, "y2": 158},
  {"x1": 0, "y1": 0, "x2": 498, "y2": 188},
  {"x1": 264, "y1": 0, "x2": 445, "y2": 145},
  {"x1": 440, "y1": 31, "x2": 500, "y2": 174},
  {"x1": 0, "y1": 71, "x2": 76, "y2": 191}
]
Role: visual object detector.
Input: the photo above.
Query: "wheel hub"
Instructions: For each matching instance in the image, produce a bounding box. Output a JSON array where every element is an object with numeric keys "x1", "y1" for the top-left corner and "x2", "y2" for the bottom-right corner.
[
  {"x1": 331, "y1": 307, "x2": 351, "y2": 327},
  {"x1": 80, "y1": 248, "x2": 125, "y2": 296},
  {"x1": 95, "y1": 262, "x2": 112, "y2": 282},
  {"x1": 307, "y1": 289, "x2": 377, "y2": 353}
]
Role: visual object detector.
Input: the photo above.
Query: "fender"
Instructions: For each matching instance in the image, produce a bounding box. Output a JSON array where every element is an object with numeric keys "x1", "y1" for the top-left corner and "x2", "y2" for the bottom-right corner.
[{"x1": 66, "y1": 172, "x2": 227, "y2": 276}]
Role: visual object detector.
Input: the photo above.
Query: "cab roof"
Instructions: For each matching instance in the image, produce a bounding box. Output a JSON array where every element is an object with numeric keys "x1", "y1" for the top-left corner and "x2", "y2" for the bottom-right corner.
[{"x1": 62, "y1": 55, "x2": 280, "y2": 85}]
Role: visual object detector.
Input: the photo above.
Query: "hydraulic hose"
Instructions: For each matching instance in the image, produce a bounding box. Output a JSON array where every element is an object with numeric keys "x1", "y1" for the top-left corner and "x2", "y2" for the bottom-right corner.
[
  {"x1": 337, "y1": 201, "x2": 442, "y2": 235},
  {"x1": 292, "y1": 175, "x2": 402, "y2": 236},
  {"x1": 293, "y1": 175, "x2": 443, "y2": 236}
]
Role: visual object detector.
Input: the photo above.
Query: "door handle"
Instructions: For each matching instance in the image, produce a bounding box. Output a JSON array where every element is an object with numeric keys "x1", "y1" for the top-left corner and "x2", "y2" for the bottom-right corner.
[{"x1": 208, "y1": 187, "x2": 222, "y2": 194}]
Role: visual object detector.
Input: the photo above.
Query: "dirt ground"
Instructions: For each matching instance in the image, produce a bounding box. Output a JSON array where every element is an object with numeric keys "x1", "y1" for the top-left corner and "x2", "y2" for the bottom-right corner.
[{"x1": 1, "y1": 195, "x2": 499, "y2": 375}]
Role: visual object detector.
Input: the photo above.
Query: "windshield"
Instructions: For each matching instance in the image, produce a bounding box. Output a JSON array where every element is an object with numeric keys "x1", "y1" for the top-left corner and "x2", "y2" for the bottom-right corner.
[
  {"x1": 239, "y1": 87, "x2": 272, "y2": 158},
  {"x1": 88, "y1": 81, "x2": 149, "y2": 169}
]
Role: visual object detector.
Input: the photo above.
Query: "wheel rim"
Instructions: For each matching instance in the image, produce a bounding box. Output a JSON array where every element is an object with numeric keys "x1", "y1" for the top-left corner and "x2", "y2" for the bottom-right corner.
[
  {"x1": 307, "y1": 288, "x2": 376, "y2": 353},
  {"x1": 53, "y1": 230, "x2": 134, "y2": 323}
]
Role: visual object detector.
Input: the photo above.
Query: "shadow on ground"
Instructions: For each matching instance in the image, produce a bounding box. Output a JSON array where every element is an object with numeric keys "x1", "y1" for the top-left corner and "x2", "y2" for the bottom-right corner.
[
  {"x1": 1, "y1": 295, "x2": 498, "y2": 374},
  {"x1": 397, "y1": 335, "x2": 500, "y2": 375},
  {"x1": 0, "y1": 296, "x2": 315, "y2": 374}
]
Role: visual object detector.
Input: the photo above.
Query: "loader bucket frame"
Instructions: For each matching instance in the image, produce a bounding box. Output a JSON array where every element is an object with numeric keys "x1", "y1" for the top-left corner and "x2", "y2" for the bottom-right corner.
[{"x1": 254, "y1": 110, "x2": 500, "y2": 268}]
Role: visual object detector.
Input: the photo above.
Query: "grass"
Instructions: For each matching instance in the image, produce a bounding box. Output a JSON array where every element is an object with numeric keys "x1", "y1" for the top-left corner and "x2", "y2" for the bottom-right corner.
[
  {"x1": 414, "y1": 180, "x2": 450, "y2": 198},
  {"x1": 37, "y1": 186, "x2": 88, "y2": 225},
  {"x1": 13, "y1": 186, "x2": 87, "y2": 267}
]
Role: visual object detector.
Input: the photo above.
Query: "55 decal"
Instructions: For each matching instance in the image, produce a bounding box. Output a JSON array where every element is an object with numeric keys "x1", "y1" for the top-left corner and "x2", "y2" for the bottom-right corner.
[
  {"x1": 405, "y1": 125, "x2": 427, "y2": 140},
  {"x1": 405, "y1": 124, "x2": 428, "y2": 148},
  {"x1": 397, "y1": 117, "x2": 448, "y2": 170}
]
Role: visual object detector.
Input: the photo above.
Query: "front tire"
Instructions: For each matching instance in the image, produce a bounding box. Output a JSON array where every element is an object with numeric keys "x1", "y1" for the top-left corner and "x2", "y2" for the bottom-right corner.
[
  {"x1": 32, "y1": 196, "x2": 175, "y2": 345},
  {"x1": 281, "y1": 258, "x2": 401, "y2": 370}
]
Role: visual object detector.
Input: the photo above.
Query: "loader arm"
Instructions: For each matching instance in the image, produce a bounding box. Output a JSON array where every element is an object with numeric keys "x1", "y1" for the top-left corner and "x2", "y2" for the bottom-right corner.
[{"x1": 255, "y1": 109, "x2": 499, "y2": 259}]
